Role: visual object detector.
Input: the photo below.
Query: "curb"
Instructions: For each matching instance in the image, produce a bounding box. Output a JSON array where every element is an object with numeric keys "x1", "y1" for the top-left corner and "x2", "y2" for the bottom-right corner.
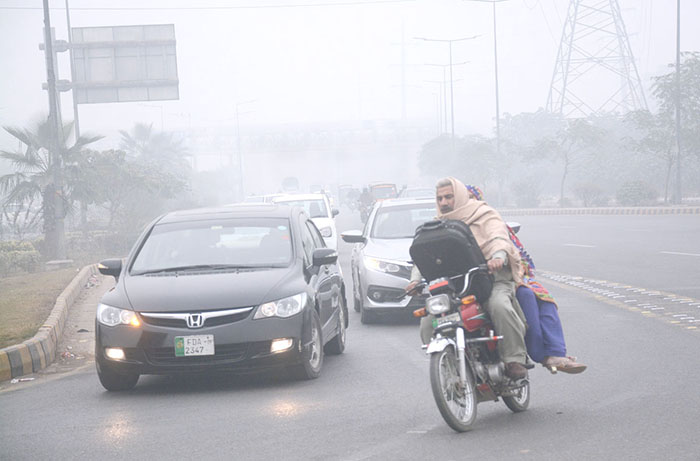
[
  {"x1": 0, "y1": 263, "x2": 99, "y2": 382},
  {"x1": 498, "y1": 206, "x2": 700, "y2": 217}
]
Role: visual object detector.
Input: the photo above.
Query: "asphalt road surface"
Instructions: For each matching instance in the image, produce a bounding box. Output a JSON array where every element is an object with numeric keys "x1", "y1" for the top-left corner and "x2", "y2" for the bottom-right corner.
[{"x1": 1, "y1": 209, "x2": 699, "y2": 460}]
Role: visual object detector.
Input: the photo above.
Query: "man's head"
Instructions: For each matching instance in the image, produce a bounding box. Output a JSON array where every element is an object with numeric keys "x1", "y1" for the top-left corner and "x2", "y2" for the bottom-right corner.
[{"x1": 435, "y1": 178, "x2": 455, "y2": 214}]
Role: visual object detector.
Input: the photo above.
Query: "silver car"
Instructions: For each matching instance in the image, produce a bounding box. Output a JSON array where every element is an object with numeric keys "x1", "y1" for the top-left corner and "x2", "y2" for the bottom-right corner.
[{"x1": 341, "y1": 198, "x2": 436, "y2": 324}]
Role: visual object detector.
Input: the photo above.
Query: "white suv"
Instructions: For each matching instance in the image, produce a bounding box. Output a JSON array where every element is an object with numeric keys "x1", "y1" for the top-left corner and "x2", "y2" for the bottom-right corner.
[{"x1": 272, "y1": 193, "x2": 339, "y2": 249}]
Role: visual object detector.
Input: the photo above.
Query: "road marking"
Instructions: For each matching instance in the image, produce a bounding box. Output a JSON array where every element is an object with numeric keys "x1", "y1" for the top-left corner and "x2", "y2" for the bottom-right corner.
[
  {"x1": 660, "y1": 251, "x2": 700, "y2": 257},
  {"x1": 563, "y1": 243, "x2": 596, "y2": 248}
]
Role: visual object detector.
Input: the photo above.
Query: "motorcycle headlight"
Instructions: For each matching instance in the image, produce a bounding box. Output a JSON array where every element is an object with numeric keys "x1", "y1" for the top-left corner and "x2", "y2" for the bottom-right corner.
[
  {"x1": 364, "y1": 256, "x2": 402, "y2": 274},
  {"x1": 426, "y1": 294, "x2": 450, "y2": 315},
  {"x1": 254, "y1": 292, "x2": 308, "y2": 319},
  {"x1": 97, "y1": 303, "x2": 140, "y2": 327},
  {"x1": 319, "y1": 226, "x2": 333, "y2": 238}
]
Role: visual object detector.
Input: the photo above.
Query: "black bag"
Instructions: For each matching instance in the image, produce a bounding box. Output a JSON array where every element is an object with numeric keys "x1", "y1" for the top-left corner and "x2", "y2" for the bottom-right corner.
[{"x1": 409, "y1": 219, "x2": 493, "y2": 302}]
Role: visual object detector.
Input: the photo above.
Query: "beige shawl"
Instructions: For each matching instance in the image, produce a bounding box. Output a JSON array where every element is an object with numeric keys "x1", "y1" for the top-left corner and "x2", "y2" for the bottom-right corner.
[{"x1": 437, "y1": 177, "x2": 522, "y2": 284}]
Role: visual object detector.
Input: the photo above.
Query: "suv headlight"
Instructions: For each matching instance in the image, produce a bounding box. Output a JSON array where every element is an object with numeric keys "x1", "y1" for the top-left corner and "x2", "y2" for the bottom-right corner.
[
  {"x1": 254, "y1": 293, "x2": 308, "y2": 319},
  {"x1": 97, "y1": 303, "x2": 140, "y2": 327},
  {"x1": 426, "y1": 294, "x2": 450, "y2": 315},
  {"x1": 319, "y1": 226, "x2": 333, "y2": 238},
  {"x1": 364, "y1": 256, "x2": 402, "y2": 273}
]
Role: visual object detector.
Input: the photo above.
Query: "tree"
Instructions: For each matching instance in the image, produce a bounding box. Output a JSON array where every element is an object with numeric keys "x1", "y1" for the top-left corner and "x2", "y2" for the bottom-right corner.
[
  {"x1": 0, "y1": 119, "x2": 101, "y2": 258},
  {"x1": 533, "y1": 117, "x2": 604, "y2": 206}
]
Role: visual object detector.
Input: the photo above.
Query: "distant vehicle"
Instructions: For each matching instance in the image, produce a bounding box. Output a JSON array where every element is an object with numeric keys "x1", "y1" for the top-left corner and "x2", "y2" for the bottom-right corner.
[
  {"x1": 341, "y1": 198, "x2": 435, "y2": 324},
  {"x1": 338, "y1": 184, "x2": 360, "y2": 209},
  {"x1": 95, "y1": 203, "x2": 347, "y2": 391},
  {"x1": 282, "y1": 176, "x2": 300, "y2": 192},
  {"x1": 273, "y1": 193, "x2": 340, "y2": 250},
  {"x1": 369, "y1": 183, "x2": 398, "y2": 201},
  {"x1": 243, "y1": 194, "x2": 283, "y2": 204},
  {"x1": 398, "y1": 187, "x2": 434, "y2": 199}
]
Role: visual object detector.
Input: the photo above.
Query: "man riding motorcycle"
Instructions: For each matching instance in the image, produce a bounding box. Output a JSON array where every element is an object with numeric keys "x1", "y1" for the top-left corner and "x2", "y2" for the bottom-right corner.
[{"x1": 406, "y1": 177, "x2": 529, "y2": 380}]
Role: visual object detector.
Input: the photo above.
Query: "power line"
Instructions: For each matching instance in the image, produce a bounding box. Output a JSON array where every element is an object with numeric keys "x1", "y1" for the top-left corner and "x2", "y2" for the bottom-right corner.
[{"x1": 0, "y1": 0, "x2": 415, "y2": 11}]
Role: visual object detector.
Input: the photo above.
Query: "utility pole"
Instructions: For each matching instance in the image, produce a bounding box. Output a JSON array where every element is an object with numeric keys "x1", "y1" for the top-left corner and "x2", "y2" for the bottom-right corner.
[
  {"x1": 42, "y1": 0, "x2": 66, "y2": 260},
  {"x1": 415, "y1": 36, "x2": 479, "y2": 150},
  {"x1": 674, "y1": 0, "x2": 682, "y2": 204},
  {"x1": 425, "y1": 62, "x2": 469, "y2": 136},
  {"x1": 65, "y1": 0, "x2": 80, "y2": 139}
]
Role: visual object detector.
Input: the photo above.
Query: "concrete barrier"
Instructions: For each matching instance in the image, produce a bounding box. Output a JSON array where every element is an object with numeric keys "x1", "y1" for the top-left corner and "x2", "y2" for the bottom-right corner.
[
  {"x1": 498, "y1": 206, "x2": 700, "y2": 217},
  {"x1": 0, "y1": 263, "x2": 98, "y2": 382}
]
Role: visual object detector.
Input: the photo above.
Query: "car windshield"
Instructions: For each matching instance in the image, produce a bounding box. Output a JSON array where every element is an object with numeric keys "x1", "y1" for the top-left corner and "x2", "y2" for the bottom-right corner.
[
  {"x1": 371, "y1": 205, "x2": 435, "y2": 239},
  {"x1": 276, "y1": 199, "x2": 328, "y2": 218},
  {"x1": 371, "y1": 185, "x2": 397, "y2": 199},
  {"x1": 131, "y1": 218, "x2": 293, "y2": 274},
  {"x1": 401, "y1": 188, "x2": 433, "y2": 198}
]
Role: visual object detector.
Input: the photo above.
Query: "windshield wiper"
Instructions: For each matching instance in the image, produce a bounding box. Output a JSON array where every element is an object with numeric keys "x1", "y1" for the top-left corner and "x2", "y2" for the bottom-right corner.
[{"x1": 132, "y1": 264, "x2": 262, "y2": 275}]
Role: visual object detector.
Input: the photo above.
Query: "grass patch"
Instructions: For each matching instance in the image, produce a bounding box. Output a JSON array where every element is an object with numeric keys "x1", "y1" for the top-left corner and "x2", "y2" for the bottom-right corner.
[{"x1": 0, "y1": 268, "x2": 80, "y2": 349}]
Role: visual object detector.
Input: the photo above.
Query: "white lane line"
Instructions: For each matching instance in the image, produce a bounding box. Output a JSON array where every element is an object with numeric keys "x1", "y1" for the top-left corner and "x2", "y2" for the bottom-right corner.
[
  {"x1": 650, "y1": 307, "x2": 664, "y2": 310},
  {"x1": 564, "y1": 243, "x2": 596, "y2": 248},
  {"x1": 624, "y1": 300, "x2": 638, "y2": 303},
  {"x1": 660, "y1": 251, "x2": 700, "y2": 257}
]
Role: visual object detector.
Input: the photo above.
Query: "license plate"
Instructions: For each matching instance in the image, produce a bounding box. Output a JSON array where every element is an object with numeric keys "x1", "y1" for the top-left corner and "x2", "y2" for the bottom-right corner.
[
  {"x1": 175, "y1": 335, "x2": 215, "y2": 357},
  {"x1": 433, "y1": 312, "x2": 461, "y2": 327}
]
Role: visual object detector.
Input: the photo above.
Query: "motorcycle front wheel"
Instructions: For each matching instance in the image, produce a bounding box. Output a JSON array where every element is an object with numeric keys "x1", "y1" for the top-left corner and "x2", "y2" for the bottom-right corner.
[{"x1": 429, "y1": 347, "x2": 477, "y2": 432}]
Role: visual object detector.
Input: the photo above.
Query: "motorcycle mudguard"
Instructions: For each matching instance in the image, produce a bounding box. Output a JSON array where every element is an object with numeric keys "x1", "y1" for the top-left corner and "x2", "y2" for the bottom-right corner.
[{"x1": 426, "y1": 336, "x2": 455, "y2": 355}]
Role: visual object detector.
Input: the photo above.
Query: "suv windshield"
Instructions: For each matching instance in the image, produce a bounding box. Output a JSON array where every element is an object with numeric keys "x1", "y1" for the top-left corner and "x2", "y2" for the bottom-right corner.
[
  {"x1": 276, "y1": 199, "x2": 328, "y2": 218},
  {"x1": 371, "y1": 185, "x2": 397, "y2": 199},
  {"x1": 131, "y1": 218, "x2": 293, "y2": 274},
  {"x1": 371, "y1": 205, "x2": 435, "y2": 239}
]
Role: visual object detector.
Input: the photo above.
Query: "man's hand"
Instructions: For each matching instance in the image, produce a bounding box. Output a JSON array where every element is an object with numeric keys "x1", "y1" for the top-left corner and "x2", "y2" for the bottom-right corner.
[
  {"x1": 405, "y1": 280, "x2": 420, "y2": 296},
  {"x1": 487, "y1": 257, "x2": 505, "y2": 273}
]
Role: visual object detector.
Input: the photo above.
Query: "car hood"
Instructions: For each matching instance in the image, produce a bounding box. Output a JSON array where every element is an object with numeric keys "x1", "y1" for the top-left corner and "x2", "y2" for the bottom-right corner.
[
  {"x1": 122, "y1": 267, "x2": 298, "y2": 312},
  {"x1": 363, "y1": 237, "x2": 412, "y2": 263}
]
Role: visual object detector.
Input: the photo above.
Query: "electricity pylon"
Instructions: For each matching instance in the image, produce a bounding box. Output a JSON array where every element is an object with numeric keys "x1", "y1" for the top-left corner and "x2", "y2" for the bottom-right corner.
[{"x1": 546, "y1": 0, "x2": 648, "y2": 117}]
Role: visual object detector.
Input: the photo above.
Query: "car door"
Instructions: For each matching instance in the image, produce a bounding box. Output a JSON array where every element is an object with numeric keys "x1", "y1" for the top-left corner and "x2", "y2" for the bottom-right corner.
[{"x1": 303, "y1": 219, "x2": 340, "y2": 338}]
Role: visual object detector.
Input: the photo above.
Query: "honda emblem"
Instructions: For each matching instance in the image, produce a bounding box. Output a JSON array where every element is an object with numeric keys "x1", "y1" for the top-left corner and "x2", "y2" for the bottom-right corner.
[{"x1": 186, "y1": 313, "x2": 204, "y2": 329}]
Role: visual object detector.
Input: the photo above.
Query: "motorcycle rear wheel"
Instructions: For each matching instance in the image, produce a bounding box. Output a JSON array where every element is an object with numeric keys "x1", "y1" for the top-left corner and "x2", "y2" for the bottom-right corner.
[
  {"x1": 503, "y1": 381, "x2": 530, "y2": 413},
  {"x1": 430, "y1": 347, "x2": 477, "y2": 432}
]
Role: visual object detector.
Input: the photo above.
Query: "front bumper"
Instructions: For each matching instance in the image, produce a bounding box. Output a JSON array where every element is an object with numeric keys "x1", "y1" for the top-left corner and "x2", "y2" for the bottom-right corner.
[
  {"x1": 95, "y1": 311, "x2": 307, "y2": 375},
  {"x1": 360, "y1": 268, "x2": 426, "y2": 313}
]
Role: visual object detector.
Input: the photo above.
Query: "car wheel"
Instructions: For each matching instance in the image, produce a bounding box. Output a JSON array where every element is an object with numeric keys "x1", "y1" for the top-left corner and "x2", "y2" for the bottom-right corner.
[
  {"x1": 324, "y1": 297, "x2": 347, "y2": 355},
  {"x1": 291, "y1": 310, "x2": 324, "y2": 380},
  {"x1": 96, "y1": 361, "x2": 139, "y2": 391}
]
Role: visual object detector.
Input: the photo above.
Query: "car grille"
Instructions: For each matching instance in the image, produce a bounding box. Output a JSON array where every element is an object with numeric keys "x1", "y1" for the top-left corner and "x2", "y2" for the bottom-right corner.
[
  {"x1": 139, "y1": 307, "x2": 253, "y2": 329},
  {"x1": 144, "y1": 341, "x2": 271, "y2": 366}
]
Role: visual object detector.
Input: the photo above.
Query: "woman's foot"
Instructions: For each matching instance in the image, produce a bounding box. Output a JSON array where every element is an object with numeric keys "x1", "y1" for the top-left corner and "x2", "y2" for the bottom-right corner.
[{"x1": 542, "y1": 356, "x2": 587, "y2": 374}]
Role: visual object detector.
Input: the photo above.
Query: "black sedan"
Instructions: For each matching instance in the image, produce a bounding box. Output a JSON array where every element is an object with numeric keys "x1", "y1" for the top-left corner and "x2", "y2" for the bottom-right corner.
[{"x1": 95, "y1": 204, "x2": 348, "y2": 391}]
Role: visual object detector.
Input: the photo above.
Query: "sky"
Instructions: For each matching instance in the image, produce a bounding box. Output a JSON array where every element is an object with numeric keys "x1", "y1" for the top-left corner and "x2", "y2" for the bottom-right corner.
[{"x1": 1, "y1": 0, "x2": 699, "y2": 154}]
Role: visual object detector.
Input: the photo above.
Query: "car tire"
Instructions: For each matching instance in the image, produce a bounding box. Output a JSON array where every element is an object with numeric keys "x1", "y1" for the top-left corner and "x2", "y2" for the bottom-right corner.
[
  {"x1": 291, "y1": 310, "x2": 324, "y2": 380},
  {"x1": 96, "y1": 362, "x2": 139, "y2": 391},
  {"x1": 324, "y1": 297, "x2": 347, "y2": 355},
  {"x1": 360, "y1": 304, "x2": 375, "y2": 324}
]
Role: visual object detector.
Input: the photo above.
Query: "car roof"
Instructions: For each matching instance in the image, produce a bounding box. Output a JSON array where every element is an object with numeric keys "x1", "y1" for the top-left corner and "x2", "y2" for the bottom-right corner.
[
  {"x1": 375, "y1": 197, "x2": 435, "y2": 208},
  {"x1": 157, "y1": 203, "x2": 299, "y2": 224},
  {"x1": 273, "y1": 193, "x2": 328, "y2": 201}
]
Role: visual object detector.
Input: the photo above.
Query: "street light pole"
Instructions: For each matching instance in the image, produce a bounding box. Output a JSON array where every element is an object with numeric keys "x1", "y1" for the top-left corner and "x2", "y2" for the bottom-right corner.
[
  {"x1": 674, "y1": 0, "x2": 682, "y2": 204},
  {"x1": 415, "y1": 35, "x2": 479, "y2": 150}
]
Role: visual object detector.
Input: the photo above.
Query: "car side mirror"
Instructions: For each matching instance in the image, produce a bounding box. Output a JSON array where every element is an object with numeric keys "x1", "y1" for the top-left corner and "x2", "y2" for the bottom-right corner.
[
  {"x1": 312, "y1": 248, "x2": 338, "y2": 266},
  {"x1": 341, "y1": 230, "x2": 366, "y2": 244},
  {"x1": 507, "y1": 222, "x2": 521, "y2": 234},
  {"x1": 332, "y1": 208, "x2": 340, "y2": 217},
  {"x1": 98, "y1": 258, "x2": 122, "y2": 280}
]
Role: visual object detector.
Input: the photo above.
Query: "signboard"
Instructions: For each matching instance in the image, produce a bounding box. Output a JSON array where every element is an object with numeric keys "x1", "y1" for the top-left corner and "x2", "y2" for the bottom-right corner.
[{"x1": 71, "y1": 24, "x2": 179, "y2": 104}]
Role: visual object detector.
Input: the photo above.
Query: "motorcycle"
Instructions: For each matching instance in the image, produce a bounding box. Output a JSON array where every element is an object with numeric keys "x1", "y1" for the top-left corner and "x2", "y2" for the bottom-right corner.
[{"x1": 412, "y1": 264, "x2": 532, "y2": 432}]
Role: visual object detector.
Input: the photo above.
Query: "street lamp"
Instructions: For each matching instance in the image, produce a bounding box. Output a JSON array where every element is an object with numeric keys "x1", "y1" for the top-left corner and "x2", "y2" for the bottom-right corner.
[
  {"x1": 415, "y1": 36, "x2": 479, "y2": 147},
  {"x1": 425, "y1": 61, "x2": 470, "y2": 135}
]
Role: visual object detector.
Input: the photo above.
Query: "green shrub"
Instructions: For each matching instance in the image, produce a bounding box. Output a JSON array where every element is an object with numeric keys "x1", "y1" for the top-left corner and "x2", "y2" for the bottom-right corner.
[
  {"x1": 0, "y1": 240, "x2": 41, "y2": 275},
  {"x1": 616, "y1": 180, "x2": 658, "y2": 206},
  {"x1": 574, "y1": 182, "x2": 609, "y2": 207}
]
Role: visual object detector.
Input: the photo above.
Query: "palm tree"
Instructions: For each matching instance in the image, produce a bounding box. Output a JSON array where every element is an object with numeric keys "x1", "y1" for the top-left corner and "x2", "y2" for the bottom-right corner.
[{"x1": 0, "y1": 118, "x2": 101, "y2": 258}]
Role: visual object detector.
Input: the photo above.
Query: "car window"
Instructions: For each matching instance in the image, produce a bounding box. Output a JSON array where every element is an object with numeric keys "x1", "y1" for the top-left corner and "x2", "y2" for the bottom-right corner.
[
  {"x1": 276, "y1": 199, "x2": 329, "y2": 218},
  {"x1": 371, "y1": 205, "x2": 435, "y2": 239},
  {"x1": 131, "y1": 218, "x2": 292, "y2": 273},
  {"x1": 299, "y1": 217, "x2": 316, "y2": 265},
  {"x1": 306, "y1": 220, "x2": 326, "y2": 248}
]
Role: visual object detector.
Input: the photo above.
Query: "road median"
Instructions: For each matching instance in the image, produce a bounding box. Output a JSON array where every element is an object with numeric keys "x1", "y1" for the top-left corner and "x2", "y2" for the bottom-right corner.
[
  {"x1": 498, "y1": 205, "x2": 700, "y2": 216},
  {"x1": 0, "y1": 263, "x2": 99, "y2": 382}
]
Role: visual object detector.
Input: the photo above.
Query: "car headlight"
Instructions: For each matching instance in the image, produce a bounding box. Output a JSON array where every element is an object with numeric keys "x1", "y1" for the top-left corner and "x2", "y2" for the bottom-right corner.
[
  {"x1": 319, "y1": 226, "x2": 333, "y2": 238},
  {"x1": 254, "y1": 292, "x2": 308, "y2": 319},
  {"x1": 426, "y1": 294, "x2": 451, "y2": 315},
  {"x1": 364, "y1": 256, "x2": 402, "y2": 274},
  {"x1": 97, "y1": 303, "x2": 140, "y2": 327}
]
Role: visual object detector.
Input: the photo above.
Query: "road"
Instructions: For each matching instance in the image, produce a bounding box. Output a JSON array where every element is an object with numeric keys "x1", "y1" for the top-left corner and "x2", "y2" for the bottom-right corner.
[{"x1": 1, "y1": 210, "x2": 699, "y2": 460}]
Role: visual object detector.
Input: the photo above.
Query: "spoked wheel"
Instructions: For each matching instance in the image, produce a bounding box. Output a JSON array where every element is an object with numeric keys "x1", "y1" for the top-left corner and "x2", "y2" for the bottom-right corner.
[
  {"x1": 503, "y1": 380, "x2": 530, "y2": 413},
  {"x1": 429, "y1": 347, "x2": 477, "y2": 432}
]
